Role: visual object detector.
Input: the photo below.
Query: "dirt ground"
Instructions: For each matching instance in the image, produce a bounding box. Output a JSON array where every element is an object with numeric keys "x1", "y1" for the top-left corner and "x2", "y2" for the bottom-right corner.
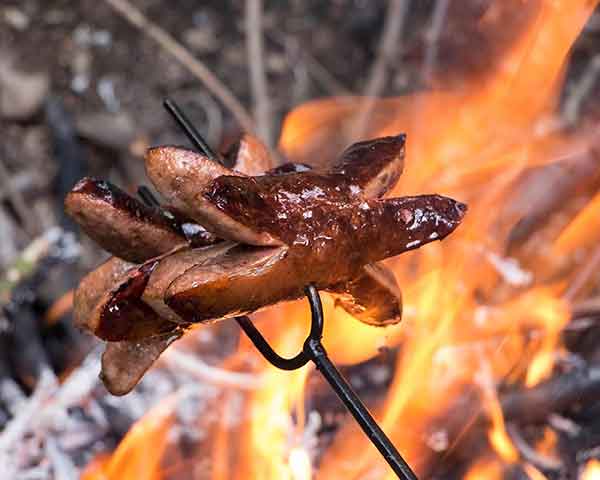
[
  {"x1": 1, "y1": 0, "x2": 599, "y2": 272},
  {"x1": 3, "y1": 2, "x2": 600, "y2": 477}
]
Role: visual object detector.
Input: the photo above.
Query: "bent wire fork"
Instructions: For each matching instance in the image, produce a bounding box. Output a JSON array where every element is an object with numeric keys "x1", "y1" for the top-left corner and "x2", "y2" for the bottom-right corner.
[
  {"x1": 237, "y1": 286, "x2": 417, "y2": 480},
  {"x1": 163, "y1": 98, "x2": 418, "y2": 480}
]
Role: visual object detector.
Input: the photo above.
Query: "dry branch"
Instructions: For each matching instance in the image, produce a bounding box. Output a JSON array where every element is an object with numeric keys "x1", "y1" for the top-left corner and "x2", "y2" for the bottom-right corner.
[
  {"x1": 267, "y1": 31, "x2": 352, "y2": 96},
  {"x1": 422, "y1": 0, "x2": 450, "y2": 84},
  {"x1": 102, "y1": 0, "x2": 255, "y2": 133},
  {"x1": 501, "y1": 364, "x2": 600, "y2": 422},
  {"x1": 350, "y1": 0, "x2": 410, "y2": 140},
  {"x1": 245, "y1": 0, "x2": 273, "y2": 147}
]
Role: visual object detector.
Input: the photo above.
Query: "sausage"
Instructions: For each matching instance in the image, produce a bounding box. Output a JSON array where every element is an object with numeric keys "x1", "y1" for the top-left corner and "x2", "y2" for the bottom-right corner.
[
  {"x1": 73, "y1": 256, "x2": 135, "y2": 331},
  {"x1": 141, "y1": 242, "x2": 235, "y2": 323},
  {"x1": 85, "y1": 258, "x2": 179, "y2": 341},
  {"x1": 164, "y1": 194, "x2": 465, "y2": 323},
  {"x1": 328, "y1": 262, "x2": 402, "y2": 326},
  {"x1": 223, "y1": 133, "x2": 274, "y2": 175},
  {"x1": 65, "y1": 178, "x2": 216, "y2": 263},
  {"x1": 144, "y1": 136, "x2": 407, "y2": 247},
  {"x1": 145, "y1": 146, "x2": 280, "y2": 246},
  {"x1": 330, "y1": 134, "x2": 405, "y2": 198},
  {"x1": 67, "y1": 132, "x2": 467, "y2": 395},
  {"x1": 101, "y1": 330, "x2": 183, "y2": 396},
  {"x1": 145, "y1": 146, "x2": 243, "y2": 218}
]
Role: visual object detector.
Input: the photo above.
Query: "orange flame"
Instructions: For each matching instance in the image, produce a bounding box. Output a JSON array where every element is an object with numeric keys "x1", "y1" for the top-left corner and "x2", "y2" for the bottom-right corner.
[
  {"x1": 463, "y1": 458, "x2": 505, "y2": 480},
  {"x1": 84, "y1": 1, "x2": 600, "y2": 478},
  {"x1": 81, "y1": 397, "x2": 175, "y2": 480},
  {"x1": 582, "y1": 460, "x2": 600, "y2": 480}
]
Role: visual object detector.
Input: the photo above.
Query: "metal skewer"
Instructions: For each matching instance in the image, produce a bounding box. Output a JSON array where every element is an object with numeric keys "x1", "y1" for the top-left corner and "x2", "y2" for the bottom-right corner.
[
  {"x1": 237, "y1": 286, "x2": 418, "y2": 480},
  {"x1": 163, "y1": 98, "x2": 219, "y2": 160},
  {"x1": 163, "y1": 98, "x2": 418, "y2": 480},
  {"x1": 137, "y1": 185, "x2": 161, "y2": 207}
]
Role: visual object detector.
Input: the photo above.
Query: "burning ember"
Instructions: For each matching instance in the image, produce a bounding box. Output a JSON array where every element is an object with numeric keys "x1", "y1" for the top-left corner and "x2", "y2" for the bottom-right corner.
[{"x1": 8, "y1": 0, "x2": 600, "y2": 479}]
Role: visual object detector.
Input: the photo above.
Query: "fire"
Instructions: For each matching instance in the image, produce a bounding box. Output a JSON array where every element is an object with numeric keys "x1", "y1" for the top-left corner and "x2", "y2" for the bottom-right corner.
[
  {"x1": 524, "y1": 464, "x2": 549, "y2": 480},
  {"x1": 582, "y1": 460, "x2": 600, "y2": 480},
  {"x1": 81, "y1": 397, "x2": 175, "y2": 480},
  {"x1": 289, "y1": 447, "x2": 312, "y2": 480},
  {"x1": 242, "y1": 338, "x2": 310, "y2": 478},
  {"x1": 554, "y1": 190, "x2": 600, "y2": 256},
  {"x1": 463, "y1": 458, "x2": 504, "y2": 480},
  {"x1": 84, "y1": 0, "x2": 600, "y2": 478}
]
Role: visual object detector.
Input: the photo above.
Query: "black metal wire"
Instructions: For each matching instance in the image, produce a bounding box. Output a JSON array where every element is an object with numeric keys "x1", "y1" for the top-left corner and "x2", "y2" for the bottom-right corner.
[
  {"x1": 302, "y1": 286, "x2": 417, "y2": 480},
  {"x1": 237, "y1": 286, "x2": 417, "y2": 480},
  {"x1": 235, "y1": 316, "x2": 310, "y2": 370},
  {"x1": 163, "y1": 98, "x2": 219, "y2": 161},
  {"x1": 162, "y1": 98, "x2": 418, "y2": 479},
  {"x1": 137, "y1": 185, "x2": 160, "y2": 207}
]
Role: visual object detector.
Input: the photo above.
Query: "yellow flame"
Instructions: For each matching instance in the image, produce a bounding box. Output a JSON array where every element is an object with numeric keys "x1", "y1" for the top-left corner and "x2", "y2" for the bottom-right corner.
[
  {"x1": 524, "y1": 464, "x2": 549, "y2": 480},
  {"x1": 554, "y1": 190, "x2": 600, "y2": 256},
  {"x1": 81, "y1": 396, "x2": 175, "y2": 480},
  {"x1": 84, "y1": 1, "x2": 600, "y2": 478},
  {"x1": 289, "y1": 447, "x2": 312, "y2": 480},
  {"x1": 236, "y1": 307, "x2": 312, "y2": 480},
  {"x1": 582, "y1": 460, "x2": 600, "y2": 480},
  {"x1": 463, "y1": 458, "x2": 505, "y2": 480}
]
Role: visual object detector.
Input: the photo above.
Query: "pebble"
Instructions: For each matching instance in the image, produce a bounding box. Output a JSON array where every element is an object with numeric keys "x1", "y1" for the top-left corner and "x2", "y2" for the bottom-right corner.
[
  {"x1": 183, "y1": 28, "x2": 219, "y2": 54},
  {"x1": 2, "y1": 7, "x2": 30, "y2": 31},
  {"x1": 75, "y1": 112, "x2": 137, "y2": 151},
  {"x1": 0, "y1": 57, "x2": 49, "y2": 120}
]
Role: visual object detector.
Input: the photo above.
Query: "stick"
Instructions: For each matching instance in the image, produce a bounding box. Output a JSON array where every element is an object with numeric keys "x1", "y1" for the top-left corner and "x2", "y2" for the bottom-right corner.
[
  {"x1": 245, "y1": 0, "x2": 273, "y2": 147},
  {"x1": 0, "y1": 158, "x2": 39, "y2": 236},
  {"x1": 506, "y1": 423, "x2": 562, "y2": 471},
  {"x1": 102, "y1": 0, "x2": 255, "y2": 134},
  {"x1": 267, "y1": 31, "x2": 352, "y2": 96},
  {"x1": 563, "y1": 54, "x2": 600, "y2": 125},
  {"x1": 422, "y1": 0, "x2": 450, "y2": 84},
  {"x1": 500, "y1": 363, "x2": 600, "y2": 422},
  {"x1": 350, "y1": 0, "x2": 410, "y2": 140},
  {"x1": 563, "y1": 245, "x2": 600, "y2": 302}
]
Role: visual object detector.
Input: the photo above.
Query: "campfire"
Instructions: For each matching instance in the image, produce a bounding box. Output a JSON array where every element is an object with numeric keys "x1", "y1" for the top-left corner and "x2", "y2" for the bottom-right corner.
[{"x1": 4, "y1": 0, "x2": 600, "y2": 479}]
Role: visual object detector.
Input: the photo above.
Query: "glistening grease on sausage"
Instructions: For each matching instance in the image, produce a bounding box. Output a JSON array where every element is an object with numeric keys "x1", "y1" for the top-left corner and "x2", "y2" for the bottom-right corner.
[{"x1": 66, "y1": 133, "x2": 467, "y2": 394}]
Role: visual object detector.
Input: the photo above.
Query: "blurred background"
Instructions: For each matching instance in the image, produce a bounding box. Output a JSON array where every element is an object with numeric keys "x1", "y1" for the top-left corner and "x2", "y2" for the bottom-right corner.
[{"x1": 3, "y1": 1, "x2": 600, "y2": 479}]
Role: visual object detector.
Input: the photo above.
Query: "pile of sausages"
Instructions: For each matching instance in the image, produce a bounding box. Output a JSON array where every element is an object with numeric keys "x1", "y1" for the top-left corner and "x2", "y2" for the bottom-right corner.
[{"x1": 65, "y1": 133, "x2": 466, "y2": 394}]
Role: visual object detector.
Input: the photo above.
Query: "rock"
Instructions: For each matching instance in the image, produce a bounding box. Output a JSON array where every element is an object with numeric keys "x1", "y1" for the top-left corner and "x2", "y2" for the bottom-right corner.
[
  {"x1": 0, "y1": 58, "x2": 49, "y2": 120},
  {"x1": 183, "y1": 28, "x2": 219, "y2": 54},
  {"x1": 2, "y1": 7, "x2": 30, "y2": 31},
  {"x1": 75, "y1": 112, "x2": 137, "y2": 151}
]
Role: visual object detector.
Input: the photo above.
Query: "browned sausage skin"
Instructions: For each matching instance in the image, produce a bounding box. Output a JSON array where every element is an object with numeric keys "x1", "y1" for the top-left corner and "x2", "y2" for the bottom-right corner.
[
  {"x1": 328, "y1": 262, "x2": 402, "y2": 327},
  {"x1": 223, "y1": 133, "x2": 275, "y2": 175},
  {"x1": 101, "y1": 330, "x2": 184, "y2": 396},
  {"x1": 65, "y1": 133, "x2": 467, "y2": 395},
  {"x1": 65, "y1": 178, "x2": 186, "y2": 263},
  {"x1": 165, "y1": 195, "x2": 465, "y2": 323},
  {"x1": 331, "y1": 134, "x2": 405, "y2": 198},
  {"x1": 65, "y1": 178, "x2": 217, "y2": 263}
]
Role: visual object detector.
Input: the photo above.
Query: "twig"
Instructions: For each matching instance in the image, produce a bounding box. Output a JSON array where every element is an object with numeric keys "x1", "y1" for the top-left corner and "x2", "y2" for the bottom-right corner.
[
  {"x1": 350, "y1": 0, "x2": 410, "y2": 140},
  {"x1": 411, "y1": 0, "x2": 450, "y2": 142},
  {"x1": 0, "y1": 157, "x2": 39, "y2": 236},
  {"x1": 563, "y1": 54, "x2": 600, "y2": 126},
  {"x1": 422, "y1": 0, "x2": 450, "y2": 84},
  {"x1": 46, "y1": 438, "x2": 78, "y2": 480},
  {"x1": 162, "y1": 349, "x2": 265, "y2": 390},
  {"x1": 500, "y1": 363, "x2": 600, "y2": 422},
  {"x1": 245, "y1": 0, "x2": 273, "y2": 147},
  {"x1": 102, "y1": 0, "x2": 255, "y2": 133},
  {"x1": 0, "y1": 368, "x2": 57, "y2": 457},
  {"x1": 267, "y1": 31, "x2": 352, "y2": 96},
  {"x1": 563, "y1": 245, "x2": 600, "y2": 302},
  {"x1": 0, "y1": 227, "x2": 78, "y2": 307},
  {"x1": 301, "y1": 49, "x2": 352, "y2": 96},
  {"x1": 506, "y1": 423, "x2": 562, "y2": 471}
]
